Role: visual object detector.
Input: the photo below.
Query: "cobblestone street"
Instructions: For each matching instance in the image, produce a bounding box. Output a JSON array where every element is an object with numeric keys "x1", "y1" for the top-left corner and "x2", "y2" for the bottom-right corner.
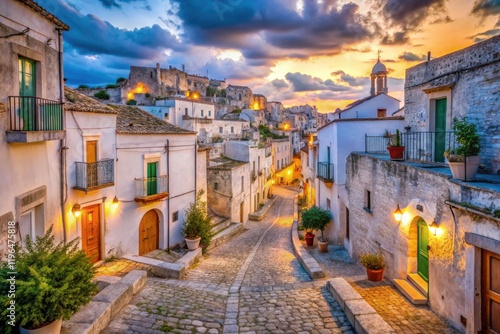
[{"x1": 103, "y1": 186, "x2": 456, "y2": 334}]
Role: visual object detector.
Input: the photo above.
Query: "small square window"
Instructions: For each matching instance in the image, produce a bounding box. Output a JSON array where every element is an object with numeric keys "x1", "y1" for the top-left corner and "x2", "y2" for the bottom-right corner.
[
  {"x1": 231, "y1": 126, "x2": 234, "y2": 133},
  {"x1": 172, "y1": 211, "x2": 179, "y2": 222},
  {"x1": 214, "y1": 182, "x2": 219, "y2": 190},
  {"x1": 364, "y1": 190, "x2": 372, "y2": 212},
  {"x1": 326, "y1": 198, "x2": 331, "y2": 211},
  {"x1": 209, "y1": 110, "x2": 211, "y2": 116},
  {"x1": 201, "y1": 110, "x2": 204, "y2": 117},
  {"x1": 219, "y1": 127, "x2": 223, "y2": 133}
]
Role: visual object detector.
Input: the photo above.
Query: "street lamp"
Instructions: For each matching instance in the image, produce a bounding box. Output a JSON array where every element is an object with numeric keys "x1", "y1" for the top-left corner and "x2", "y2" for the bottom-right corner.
[{"x1": 393, "y1": 204, "x2": 402, "y2": 222}]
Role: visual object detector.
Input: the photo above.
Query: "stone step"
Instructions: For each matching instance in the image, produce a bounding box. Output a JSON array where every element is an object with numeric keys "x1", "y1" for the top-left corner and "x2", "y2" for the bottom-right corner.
[
  {"x1": 207, "y1": 222, "x2": 243, "y2": 252},
  {"x1": 211, "y1": 218, "x2": 232, "y2": 235},
  {"x1": 393, "y1": 279, "x2": 428, "y2": 305},
  {"x1": 407, "y1": 273, "x2": 428, "y2": 297}
]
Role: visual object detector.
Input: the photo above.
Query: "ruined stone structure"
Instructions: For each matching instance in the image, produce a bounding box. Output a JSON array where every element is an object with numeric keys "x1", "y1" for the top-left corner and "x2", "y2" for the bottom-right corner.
[
  {"x1": 226, "y1": 84, "x2": 252, "y2": 109},
  {"x1": 251, "y1": 94, "x2": 267, "y2": 110},
  {"x1": 404, "y1": 35, "x2": 500, "y2": 172}
]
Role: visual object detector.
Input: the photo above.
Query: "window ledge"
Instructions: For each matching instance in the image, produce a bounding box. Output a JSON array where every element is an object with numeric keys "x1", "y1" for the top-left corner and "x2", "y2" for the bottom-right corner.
[{"x1": 363, "y1": 207, "x2": 373, "y2": 213}]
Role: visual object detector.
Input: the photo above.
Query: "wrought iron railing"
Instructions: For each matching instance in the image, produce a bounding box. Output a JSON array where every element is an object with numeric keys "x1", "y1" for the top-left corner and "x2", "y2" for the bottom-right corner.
[
  {"x1": 317, "y1": 162, "x2": 334, "y2": 182},
  {"x1": 75, "y1": 159, "x2": 114, "y2": 191},
  {"x1": 134, "y1": 175, "x2": 168, "y2": 198},
  {"x1": 365, "y1": 131, "x2": 457, "y2": 163},
  {"x1": 9, "y1": 96, "x2": 63, "y2": 131}
]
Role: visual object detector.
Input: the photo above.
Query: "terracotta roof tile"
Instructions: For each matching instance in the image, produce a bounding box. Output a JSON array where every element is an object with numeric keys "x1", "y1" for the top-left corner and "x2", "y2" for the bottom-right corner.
[{"x1": 64, "y1": 86, "x2": 117, "y2": 114}]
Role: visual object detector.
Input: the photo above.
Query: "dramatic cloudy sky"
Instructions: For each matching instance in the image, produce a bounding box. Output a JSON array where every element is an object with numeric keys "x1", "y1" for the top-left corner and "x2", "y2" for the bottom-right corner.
[{"x1": 39, "y1": 0, "x2": 499, "y2": 112}]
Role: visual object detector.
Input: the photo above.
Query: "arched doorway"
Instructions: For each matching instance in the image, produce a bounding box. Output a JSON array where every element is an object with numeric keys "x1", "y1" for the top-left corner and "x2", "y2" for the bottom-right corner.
[
  {"x1": 139, "y1": 210, "x2": 159, "y2": 255},
  {"x1": 417, "y1": 219, "x2": 429, "y2": 282}
]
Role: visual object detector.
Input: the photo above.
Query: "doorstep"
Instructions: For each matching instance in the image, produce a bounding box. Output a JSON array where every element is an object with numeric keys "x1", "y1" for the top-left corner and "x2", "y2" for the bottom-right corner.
[
  {"x1": 122, "y1": 247, "x2": 202, "y2": 279},
  {"x1": 248, "y1": 195, "x2": 278, "y2": 221}
]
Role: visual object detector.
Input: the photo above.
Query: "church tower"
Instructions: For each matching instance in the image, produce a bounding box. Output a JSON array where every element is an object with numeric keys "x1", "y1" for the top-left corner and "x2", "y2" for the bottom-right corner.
[{"x1": 370, "y1": 51, "x2": 388, "y2": 95}]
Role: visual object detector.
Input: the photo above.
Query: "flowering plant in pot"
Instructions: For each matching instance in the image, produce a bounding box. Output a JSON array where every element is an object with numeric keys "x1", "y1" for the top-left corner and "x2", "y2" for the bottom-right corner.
[
  {"x1": 444, "y1": 117, "x2": 481, "y2": 181},
  {"x1": 0, "y1": 225, "x2": 97, "y2": 334},
  {"x1": 182, "y1": 189, "x2": 212, "y2": 252},
  {"x1": 359, "y1": 253, "x2": 386, "y2": 282},
  {"x1": 301, "y1": 206, "x2": 332, "y2": 249},
  {"x1": 387, "y1": 129, "x2": 405, "y2": 160}
]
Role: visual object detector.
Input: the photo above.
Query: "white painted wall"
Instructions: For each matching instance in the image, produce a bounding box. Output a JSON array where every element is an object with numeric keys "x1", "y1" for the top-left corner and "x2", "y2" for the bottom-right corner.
[
  {"x1": 340, "y1": 94, "x2": 400, "y2": 119},
  {"x1": 156, "y1": 98, "x2": 215, "y2": 126},
  {"x1": 316, "y1": 118, "x2": 404, "y2": 244}
]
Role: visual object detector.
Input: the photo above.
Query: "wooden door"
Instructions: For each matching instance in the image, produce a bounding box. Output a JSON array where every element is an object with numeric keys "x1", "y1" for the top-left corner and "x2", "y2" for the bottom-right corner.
[
  {"x1": 417, "y1": 219, "x2": 429, "y2": 283},
  {"x1": 86, "y1": 141, "x2": 98, "y2": 188},
  {"x1": 482, "y1": 250, "x2": 500, "y2": 334},
  {"x1": 81, "y1": 205, "x2": 101, "y2": 263},
  {"x1": 434, "y1": 98, "x2": 446, "y2": 163},
  {"x1": 139, "y1": 210, "x2": 159, "y2": 255},
  {"x1": 240, "y1": 202, "x2": 244, "y2": 223}
]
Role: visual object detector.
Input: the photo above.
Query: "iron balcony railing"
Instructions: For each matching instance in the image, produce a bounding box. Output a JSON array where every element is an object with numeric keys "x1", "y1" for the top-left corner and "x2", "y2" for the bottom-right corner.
[
  {"x1": 317, "y1": 162, "x2": 334, "y2": 182},
  {"x1": 75, "y1": 159, "x2": 114, "y2": 191},
  {"x1": 134, "y1": 175, "x2": 168, "y2": 199},
  {"x1": 365, "y1": 131, "x2": 457, "y2": 163},
  {"x1": 9, "y1": 96, "x2": 63, "y2": 131}
]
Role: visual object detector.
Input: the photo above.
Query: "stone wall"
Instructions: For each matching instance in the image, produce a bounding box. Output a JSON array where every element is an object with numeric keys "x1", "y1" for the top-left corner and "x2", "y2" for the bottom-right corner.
[
  {"x1": 77, "y1": 87, "x2": 123, "y2": 104},
  {"x1": 404, "y1": 35, "x2": 500, "y2": 172},
  {"x1": 346, "y1": 152, "x2": 500, "y2": 332}
]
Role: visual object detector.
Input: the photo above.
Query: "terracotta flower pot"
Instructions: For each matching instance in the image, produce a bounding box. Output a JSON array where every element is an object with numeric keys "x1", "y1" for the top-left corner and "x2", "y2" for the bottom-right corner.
[
  {"x1": 387, "y1": 146, "x2": 405, "y2": 160},
  {"x1": 318, "y1": 240, "x2": 328, "y2": 252},
  {"x1": 305, "y1": 232, "x2": 315, "y2": 247},
  {"x1": 448, "y1": 156, "x2": 480, "y2": 181},
  {"x1": 185, "y1": 237, "x2": 201, "y2": 251},
  {"x1": 20, "y1": 319, "x2": 62, "y2": 334},
  {"x1": 366, "y1": 268, "x2": 384, "y2": 282}
]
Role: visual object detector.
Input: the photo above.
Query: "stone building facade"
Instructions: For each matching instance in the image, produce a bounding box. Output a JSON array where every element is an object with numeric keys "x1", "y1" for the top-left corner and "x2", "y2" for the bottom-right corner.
[
  {"x1": 251, "y1": 94, "x2": 267, "y2": 111},
  {"x1": 226, "y1": 84, "x2": 252, "y2": 109},
  {"x1": 346, "y1": 152, "x2": 500, "y2": 333},
  {"x1": 404, "y1": 35, "x2": 499, "y2": 172}
]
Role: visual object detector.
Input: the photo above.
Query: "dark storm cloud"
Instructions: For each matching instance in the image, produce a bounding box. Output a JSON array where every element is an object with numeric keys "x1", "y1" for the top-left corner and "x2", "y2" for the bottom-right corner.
[
  {"x1": 472, "y1": 0, "x2": 500, "y2": 18},
  {"x1": 285, "y1": 72, "x2": 350, "y2": 92},
  {"x1": 38, "y1": 0, "x2": 182, "y2": 59},
  {"x1": 171, "y1": 0, "x2": 377, "y2": 61},
  {"x1": 331, "y1": 70, "x2": 369, "y2": 87},
  {"x1": 398, "y1": 52, "x2": 426, "y2": 62},
  {"x1": 372, "y1": 0, "x2": 450, "y2": 45},
  {"x1": 98, "y1": 0, "x2": 150, "y2": 10},
  {"x1": 469, "y1": 28, "x2": 500, "y2": 43}
]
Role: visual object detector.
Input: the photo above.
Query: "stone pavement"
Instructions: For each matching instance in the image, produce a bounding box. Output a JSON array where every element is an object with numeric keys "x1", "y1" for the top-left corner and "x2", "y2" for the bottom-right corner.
[
  {"x1": 96, "y1": 258, "x2": 152, "y2": 278},
  {"x1": 104, "y1": 186, "x2": 352, "y2": 334},
  {"x1": 308, "y1": 245, "x2": 459, "y2": 333}
]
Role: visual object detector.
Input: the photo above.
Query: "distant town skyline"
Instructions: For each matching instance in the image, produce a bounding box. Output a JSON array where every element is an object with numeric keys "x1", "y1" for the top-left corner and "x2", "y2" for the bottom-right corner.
[{"x1": 39, "y1": 0, "x2": 499, "y2": 112}]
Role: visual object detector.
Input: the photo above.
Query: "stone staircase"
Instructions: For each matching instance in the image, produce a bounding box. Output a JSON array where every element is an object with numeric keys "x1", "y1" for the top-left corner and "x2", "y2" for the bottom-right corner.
[
  {"x1": 394, "y1": 273, "x2": 428, "y2": 305},
  {"x1": 207, "y1": 211, "x2": 243, "y2": 252}
]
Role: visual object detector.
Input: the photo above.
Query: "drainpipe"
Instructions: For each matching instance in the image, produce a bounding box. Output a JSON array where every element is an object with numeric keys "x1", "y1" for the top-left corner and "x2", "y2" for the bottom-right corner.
[
  {"x1": 166, "y1": 139, "x2": 170, "y2": 250},
  {"x1": 194, "y1": 138, "x2": 197, "y2": 199},
  {"x1": 56, "y1": 27, "x2": 67, "y2": 244}
]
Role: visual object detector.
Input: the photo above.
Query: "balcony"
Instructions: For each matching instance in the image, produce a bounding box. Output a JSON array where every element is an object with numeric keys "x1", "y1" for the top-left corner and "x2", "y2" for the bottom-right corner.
[
  {"x1": 6, "y1": 96, "x2": 65, "y2": 143},
  {"x1": 134, "y1": 175, "x2": 168, "y2": 203},
  {"x1": 74, "y1": 159, "x2": 114, "y2": 192},
  {"x1": 365, "y1": 131, "x2": 457, "y2": 164},
  {"x1": 182, "y1": 115, "x2": 213, "y2": 123},
  {"x1": 317, "y1": 162, "x2": 334, "y2": 186}
]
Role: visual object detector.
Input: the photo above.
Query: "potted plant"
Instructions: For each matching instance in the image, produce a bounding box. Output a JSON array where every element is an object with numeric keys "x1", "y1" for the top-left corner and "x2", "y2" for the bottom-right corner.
[
  {"x1": 0, "y1": 225, "x2": 97, "y2": 334},
  {"x1": 387, "y1": 129, "x2": 405, "y2": 160},
  {"x1": 359, "y1": 253, "x2": 386, "y2": 282},
  {"x1": 301, "y1": 206, "x2": 332, "y2": 250},
  {"x1": 445, "y1": 117, "x2": 481, "y2": 181},
  {"x1": 182, "y1": 190, "x2": 212, "y2": 252}
]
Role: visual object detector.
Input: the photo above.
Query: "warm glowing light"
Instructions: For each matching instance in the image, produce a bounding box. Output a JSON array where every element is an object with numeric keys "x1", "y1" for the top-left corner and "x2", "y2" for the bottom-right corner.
[
  {"x1": 287, "y1": 170, "x2": 292, "y2": 175},
  {"x1": 112, "y1": 196, "x2": 119, "y2": 208},
  {"x1": 429, "y1": 221, "x2": 440, "y2": 236},
  {"x1": 127, "y1": 92, "x2": 133, "y2": 100},
  {"x1": 393, "y1": 204, "x2": 402, "y2": 222},
  {"x1": 253, "y1": 102, "x2": 259, "y2": 110},
  {"x1": 272, "y1": 180, "x2": 275, "y2": 184},
  {"x1": 283, "y1": 124, "x2": 289, "y2": 130},
  {"x1": 401, "y1": 212, "x2": 411, "y2": 226},
  {"x1": 136, "y1": 84, "x2": 144, "y2": 93},
  {"x1": 72, "y1": 204, "x2": 81, "y2": 218},
  {"x1": 128, "y1": 83, "x2": 148, "y2": 100}
]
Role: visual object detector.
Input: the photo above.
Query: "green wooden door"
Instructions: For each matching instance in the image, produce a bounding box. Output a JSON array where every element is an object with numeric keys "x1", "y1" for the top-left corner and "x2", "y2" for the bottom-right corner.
[
  {"x1": 19, "y1": 58, "x2": 36, "y2": 130},
  {"x1": 147, "y1": 162, "x2": 158, "y2": 196},
  {"x1": 434, "y1": 98, "x2": 446, "y2": 163},
  {"x1": 418, "y1": 219, "x2": 429, "y2": 282}
]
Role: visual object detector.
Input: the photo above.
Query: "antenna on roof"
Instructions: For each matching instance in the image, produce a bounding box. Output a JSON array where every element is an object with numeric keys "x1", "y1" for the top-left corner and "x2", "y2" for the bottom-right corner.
[{"x1": 377, "y1": 49, "x2": 382, "y2": 61}]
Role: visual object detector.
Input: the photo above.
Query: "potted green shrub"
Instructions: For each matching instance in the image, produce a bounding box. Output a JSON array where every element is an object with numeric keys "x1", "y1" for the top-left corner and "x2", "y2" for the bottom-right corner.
[
  {"x1": 444, "y1": 117, "x2": 481, "y2": 181},
  {"x1": 301, "y1": 206, "x2": 332, "y2": 250},
  {"x1": 0, "y1": 225, "x2": 97, "y2": 334},
  {"x1": 359, "y1": 253, "x2": 386, "y2": 282},
  {"x1": 387, "y1": 129, "x2": 405, "y2": 160},
  {"x1": 182, "y1": 190, "x2": 212, "y2": 252}
]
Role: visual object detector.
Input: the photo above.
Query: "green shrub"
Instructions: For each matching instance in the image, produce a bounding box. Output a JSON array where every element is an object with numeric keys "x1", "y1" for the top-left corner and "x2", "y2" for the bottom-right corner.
[
  {"x1": 0, "y1": 226, "x2": 97, "y2": 331},
  {"x1": 116, "y1": 77, "x2": 126, "y2": 83},
  {"x1": 94, "y1": 90, "x2": 110, "y2": 100},
  {"x1": 105, "y1": 84, "x2": 120, "y2": 89},
  {"x1": 126, "y1": 99, "x2": 137, "y2": 105},
  {"x1": 78, "y1": 84, "x2": 89, "y2": 89},
  {"x1": 493, "y1": 209, "x2": 500, "y2": 219},
  {"x1": 182, "y1": 190, "x2": 212, "y2": 253},
  {"x1": 145, "y1": 93, "x2": 151, "y2": 98},
  {"x1": 453, "y1": 117, "x2": 481, "y2": 156},
  {"x1": 359, "y1": 253, "x2": 386, "y2": 270},
  {"x1": 301, "y1": 206, "x2": 332, "y2": 240}
]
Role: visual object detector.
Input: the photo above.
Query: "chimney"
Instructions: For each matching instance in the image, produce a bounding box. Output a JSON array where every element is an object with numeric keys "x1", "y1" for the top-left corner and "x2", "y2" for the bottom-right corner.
[
  {"x1": 427, "y1": 51, "x2": 431, "y2": 61},
  {"x1": 182, "y1": 64, "x2": 185, "y2": 72}
]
